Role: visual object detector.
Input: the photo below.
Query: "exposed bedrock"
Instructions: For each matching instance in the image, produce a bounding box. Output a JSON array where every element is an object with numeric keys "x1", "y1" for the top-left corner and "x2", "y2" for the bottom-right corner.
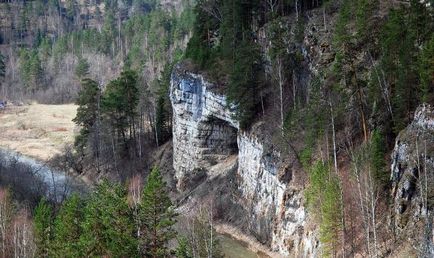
[
  {"x1": 170, "y1": 64, "x2": 317, "y2": 256},
  {"x1": 390, "y1": 104, "x2": 434, "y2": 231}
]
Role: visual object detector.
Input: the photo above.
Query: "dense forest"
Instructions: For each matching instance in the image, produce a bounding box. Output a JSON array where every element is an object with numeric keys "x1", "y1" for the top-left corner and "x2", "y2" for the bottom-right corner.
[
  {"x1": 183, "y1": 1, "x2": 433, "y2": 256},
  {"x1": 0, "y1": 0, "x2": 433, "y2": 257}
]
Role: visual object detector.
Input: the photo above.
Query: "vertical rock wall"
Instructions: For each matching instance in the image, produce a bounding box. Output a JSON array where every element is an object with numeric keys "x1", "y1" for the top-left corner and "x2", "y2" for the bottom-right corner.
[
  {"x1": 391, "y1": 104, "x2": 434, "y2": 230},
  {"x1": 170, "y1": 66, "x2": 239, "y2": 189},
  {"x1": 170, "y1": 64, "x2": 316, "y2": 256}
]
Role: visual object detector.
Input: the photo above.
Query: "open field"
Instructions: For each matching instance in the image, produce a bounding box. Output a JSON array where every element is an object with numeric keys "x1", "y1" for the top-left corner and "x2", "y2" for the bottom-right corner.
[{"x1": 0, "y1": 104, "x2": 78, "y2": 161}]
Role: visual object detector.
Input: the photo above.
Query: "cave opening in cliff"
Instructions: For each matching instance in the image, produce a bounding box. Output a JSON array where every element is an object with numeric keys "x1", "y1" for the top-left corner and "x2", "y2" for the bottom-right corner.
[{"x1": 204, "y1": 116, "x2": 239, "y2": 157}]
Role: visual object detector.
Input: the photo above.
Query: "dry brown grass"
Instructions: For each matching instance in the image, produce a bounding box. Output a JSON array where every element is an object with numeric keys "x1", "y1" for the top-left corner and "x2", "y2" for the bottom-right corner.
[{"x1": 0, "y1": 103, "x2": 78, "y2": 161}]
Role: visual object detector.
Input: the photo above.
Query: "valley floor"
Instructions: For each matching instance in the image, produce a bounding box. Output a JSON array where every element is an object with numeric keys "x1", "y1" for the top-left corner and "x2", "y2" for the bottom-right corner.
[{"x1": 0, "y1": 103, "x2": 77, "y2": 161}]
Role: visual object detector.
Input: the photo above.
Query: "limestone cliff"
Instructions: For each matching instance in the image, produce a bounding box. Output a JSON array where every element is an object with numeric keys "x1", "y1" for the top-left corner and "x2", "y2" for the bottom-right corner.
[
  {"x1": 390, "y1": 104, "x2": 434, "y2": 253},
  {"x1": 170, "y1": 64, "x2": 318, "y2": 256}
]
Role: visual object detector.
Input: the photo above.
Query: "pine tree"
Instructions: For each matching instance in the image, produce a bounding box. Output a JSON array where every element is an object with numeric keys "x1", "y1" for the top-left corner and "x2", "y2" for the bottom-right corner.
[
  {"x1": 34, "y1": 199, "x2": 53, "y2": 258},
  {"x1": 75, "y1": 57, "x2": 90, "y2": 79},
  {"x1": 73, "y1": 78, "x2": 101, "y2": 154},
  {"x1": 155, "y1": 63, "x2": 174, "y2": 145},
  {"x1": 185, "y1": 0, "x2": 219, "y2": 67},
  {"x1": 227, "y1": 39, "x2": 263, "y2": 129},
  {"x1": 52, "y1": 194, "x2": 83, "y2": 258},
  {"x1": 102, "y1": 70, "x2": 139, "y2": 152},
  {"x1": 80, "y1": 180, "x2": 137, "y2": 257},
  {"x1": 305, "y1": 162, "x2": 342, "y2": 257},
  {"x1": 419, "y1": 35, "x2": 434, "y2": 104},
  {"x1": 175, "y1": 237, "x2": 193, "y2": 258},
  {"x1": 320, "y1": 176, "x2": 342, "y2": 257},
  {"x1": 370, "y1": 130, "x2": 387, "y2": 186},
  {"x1": 140, "y1": 167, "x2": 176, "y2": 257}
]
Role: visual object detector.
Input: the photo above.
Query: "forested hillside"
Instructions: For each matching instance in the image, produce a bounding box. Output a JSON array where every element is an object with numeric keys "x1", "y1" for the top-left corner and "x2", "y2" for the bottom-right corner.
[
  {"x1": 180, "y1": 0, "x2": 434, "y2": 256},
  {"x1": 0, "y1": 0, "x2": 433, "y2": 257},
  {"x1": 0, "y1": 0, "x2": 195, "y2": 177},
  {"x1": 0, "y1": 0, "x2": 194, "y2": 102}
]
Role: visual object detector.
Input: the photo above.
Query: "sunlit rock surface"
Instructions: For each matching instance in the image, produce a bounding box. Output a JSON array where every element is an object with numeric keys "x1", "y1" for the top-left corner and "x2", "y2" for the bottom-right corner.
[
  {"x1": 391, "y1": 104, "x2": 434, "y2": 231},
  {"x1": 170, "y1": 64, "x2": 317, "y2": 256}
]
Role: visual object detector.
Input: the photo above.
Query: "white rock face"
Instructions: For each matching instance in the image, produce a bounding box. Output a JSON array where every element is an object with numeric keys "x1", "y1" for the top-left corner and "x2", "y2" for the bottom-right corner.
[
  {"x1": 170, "y1": 64, "x2": 317, "y2": 256},
  {"x1": 170, "y1": 66, "x2": 239, "y2": 189},
  {"x1": 390, "y1": 104, "x2": 434, "y2": 230},
  {"x1": 237, "y1": 133, "x2": 311, "y2": 256}
]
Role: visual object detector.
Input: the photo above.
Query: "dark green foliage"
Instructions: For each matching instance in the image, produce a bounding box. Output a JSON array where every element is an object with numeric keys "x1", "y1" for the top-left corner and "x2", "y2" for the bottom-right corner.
[
  {"x1": 32, "y1": 167, "x2": 178, "y2": 257},
  {"x1": 75, "y1": 57, "x2": 90, "y2": 79},
  {"x1": 186, "y1": 0, "x2": 264, "y2": 129},
  {"x1": 380, "y1": 1, "x2": 434, "y2": 133},
  {"x1": 102, "y1": 70, "x2": 139, "y2": 150},
  {"x1": 419, "y1": 35, "x2": 434, "y2": 104},
  {"x1": 80, "y1": 180, "x2": 137, "y2": 257},
  {"x1": 333, "y1": 0, "x2": 352, "y2": 47},
  {"x1": 34, "y1": 199, "x2": 53, "y2": 258},
  {"x1": 73, "y1": 78, "x2": 101, "y2": 152},
  {"x1": 268, "y1": 18, "x2": 289, "y2": 60},
  {"x1": 19, "y1": 49, "x2": 44, "y2": 92},
  {"x1": 101, "y1": 9, "x2": 116, "y2": 54},
  {"x1": 140, "y1": 167, "x2": 176, "y2": 257},
  {"x1": 355, "y1": 0, "x2": 379, "y2": 41},
  {"x1": 52, "y1": 194, "x2": 83, "y2": 258},
  {"x1": 370, "y1": 130, "x2": 388, "y2": 186},
  {"x1": 185, "y1": 0, "x2": 220, "y2": 68},
  {"x1": 227, "y1": 40, "x2": 263, "y2": 129},
  {"x1": 155, "y1": 63, "x2": 174, "y2": 145},
  {"x1": 381, "y1": 7, "x2": 415, "y2": 133}
]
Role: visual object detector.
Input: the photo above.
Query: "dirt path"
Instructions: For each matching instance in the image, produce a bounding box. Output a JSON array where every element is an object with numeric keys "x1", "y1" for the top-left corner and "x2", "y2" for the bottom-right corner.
[{"x1": 0, "y1": 104, "x2": 77, "y2": 161}]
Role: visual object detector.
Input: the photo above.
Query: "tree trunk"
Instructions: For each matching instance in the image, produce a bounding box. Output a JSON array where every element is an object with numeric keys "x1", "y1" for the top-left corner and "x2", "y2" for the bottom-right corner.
[{"x1": 278, "y1": 58, "x2": 284, "y2": 134}]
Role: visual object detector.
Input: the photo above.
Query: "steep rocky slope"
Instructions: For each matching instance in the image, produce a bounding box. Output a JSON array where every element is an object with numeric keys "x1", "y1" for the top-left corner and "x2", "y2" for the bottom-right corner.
[
  {"x1": 390, "y1": 104, "x2": 434, "y2": 255},
  {"x1": 170, "y1": 62, "x2": 434, "y2": 258},
  {"x1": 170, "y1": 64, "x2": 317, "y2": 256},
  {"x1": 169, "y1": 2, "x2": 434, "y2": 256}
]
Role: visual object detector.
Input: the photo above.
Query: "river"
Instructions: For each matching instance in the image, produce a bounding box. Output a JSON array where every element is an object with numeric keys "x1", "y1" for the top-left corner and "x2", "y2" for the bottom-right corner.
[{"x1": 0, "y1": 148, "x2": 87, "y2": 201}]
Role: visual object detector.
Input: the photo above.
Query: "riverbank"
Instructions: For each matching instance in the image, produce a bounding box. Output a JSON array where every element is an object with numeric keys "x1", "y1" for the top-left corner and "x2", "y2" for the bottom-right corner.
[
  {"x1": 0, "y1": 103, "x2": 77, "y2": 161},
  {"x1": 215, "y1": 223, "x2": 283, "y2": 258}
]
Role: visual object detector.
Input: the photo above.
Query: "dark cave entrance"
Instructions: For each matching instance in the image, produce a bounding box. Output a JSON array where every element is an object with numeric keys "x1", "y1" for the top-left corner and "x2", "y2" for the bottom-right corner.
[{"x1": 201, "y1": 116, "x2": 239, "y2": 159}]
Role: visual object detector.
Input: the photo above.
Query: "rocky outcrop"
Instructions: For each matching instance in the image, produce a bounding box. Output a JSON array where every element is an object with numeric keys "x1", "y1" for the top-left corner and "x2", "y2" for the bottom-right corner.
[
  {"x1": 170, "y1": 64, "x2": 317, "y2": 256},
  {"x1": 237, "y1": 132, "x2": 312, "y2": 256},
  {"x1": 170, "y1": 66, "x2": 239, "y2": 190},
  {"x1": 391, "y1": 104, "x2": 434, "y2": 230}
]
